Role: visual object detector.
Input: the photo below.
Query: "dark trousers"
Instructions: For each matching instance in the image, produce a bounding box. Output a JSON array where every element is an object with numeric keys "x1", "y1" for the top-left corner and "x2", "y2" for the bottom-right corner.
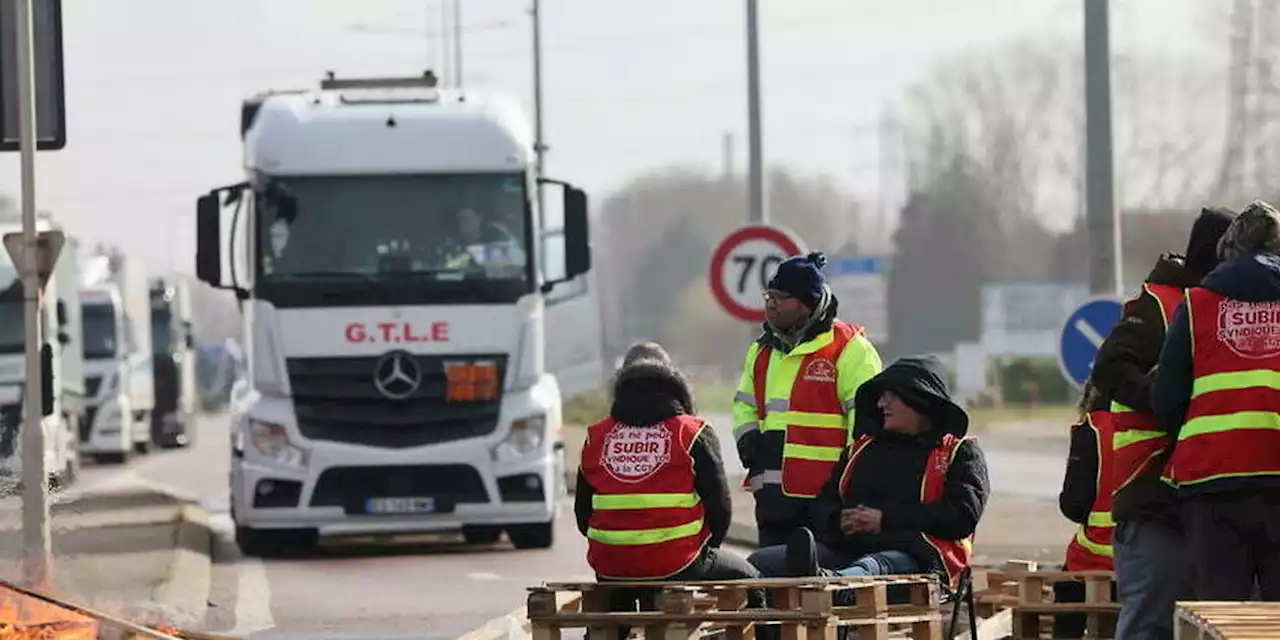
[
  {"x1": 1184, "y1": 492, "x2": 1280, "y2": 601},
  {"x1": 596, "y1": 547, "x2": 765, "y2": 639}
]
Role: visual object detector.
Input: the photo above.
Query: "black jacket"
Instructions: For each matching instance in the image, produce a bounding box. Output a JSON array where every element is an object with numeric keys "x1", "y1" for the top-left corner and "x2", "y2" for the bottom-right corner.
[
  {"x1": 1153, "y1": 252, "x2": 1280, "y2": 496},
  {"x1": 809, "y1": 356, "x2": 990, "y2": 583},
  {"x1": 574, "y1": 359, "x2": 733, "y2": 547},
  {"x1": 1058, "y1": 391, "x2": 1110, "y2": 526},
  {"x1": 1090, "y1": 255, "x2": 1200, "y2": 525}
]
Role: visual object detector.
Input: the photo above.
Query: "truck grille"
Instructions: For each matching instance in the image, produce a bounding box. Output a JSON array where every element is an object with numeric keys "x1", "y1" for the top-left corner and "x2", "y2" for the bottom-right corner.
[
  {"x1": 286, "y1": 354, "x2": 506, "y2": 448},
  {"x1": 0, "y1": 404, "x2": 18, "y2": 457},
  {"x1": 309, "y1": 464, "x2": 490, "y2": 512}
]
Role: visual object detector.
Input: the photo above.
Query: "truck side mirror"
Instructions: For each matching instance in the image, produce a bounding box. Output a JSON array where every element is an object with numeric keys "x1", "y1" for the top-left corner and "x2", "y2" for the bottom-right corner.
[
  {"x1": 563, "y1": 186, "x2": 591, "y2": 279},
  {"x1": 55, "y1": 300, "x2": 66, "y2": 326},
  {"x1": 196, "y1": 193, "x2": 222, "y2": 287},
  {"x1": 40, "y1": 343, "x2": 53, "y2": 417}
]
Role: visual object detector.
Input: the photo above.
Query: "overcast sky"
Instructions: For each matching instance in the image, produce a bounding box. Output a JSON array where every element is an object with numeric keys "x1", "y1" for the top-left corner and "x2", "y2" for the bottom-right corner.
[{"x1": 0, "y1": 0, "x2": 1212, "y2": 274}]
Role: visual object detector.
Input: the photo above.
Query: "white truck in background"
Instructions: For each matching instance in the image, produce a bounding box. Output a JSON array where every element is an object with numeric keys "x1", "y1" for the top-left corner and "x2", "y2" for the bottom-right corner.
[
  {"x1": 79, "y1": 251, "x2": 155, "y2": 463},
  {"x1": 194, "y1": 71, "x2": 592, "y2": 557},
  {"x1": 0, "y1": 213, "x2": 85, "y2": 487},
  {"x1": 150, "y1": 277, "x2": 197, "y2": 447}
]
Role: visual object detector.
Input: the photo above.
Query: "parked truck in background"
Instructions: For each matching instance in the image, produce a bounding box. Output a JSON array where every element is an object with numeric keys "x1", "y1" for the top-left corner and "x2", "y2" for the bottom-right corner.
[
  {"x1": 0, "y1": 213, "x2": 85, "y2": 487},
  {"x1": 79, "y1": 251, "x2": 155, "y2": 462},
  {"x1": 150, "y1": 277, "x2": 196, "y2": 447},
  {"x1": 193, "y1": 71, "x2": 592, "y2": 556}
]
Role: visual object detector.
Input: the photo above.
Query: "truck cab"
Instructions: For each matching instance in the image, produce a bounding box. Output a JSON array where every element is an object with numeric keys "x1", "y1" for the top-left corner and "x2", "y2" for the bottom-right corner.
[{"x1": 195, "y1": 72, "x2": 592, "y2": 556}]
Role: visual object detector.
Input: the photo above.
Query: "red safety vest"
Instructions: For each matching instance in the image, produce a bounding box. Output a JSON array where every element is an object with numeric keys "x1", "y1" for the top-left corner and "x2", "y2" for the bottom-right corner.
[
  {"x1": 1165, "y1": 288, "x2": 1280, "y2": 487},
  {"x1": 839, "y1": 433, "x2": 974, "y2": 590},
  {"x1": 1064, "y1": 410, "x2": 1118, "y2": 571},
  {"x1": 581, "y1": 415, "x2": 710, "y2": 579},
  {"x1": 1110, "y1": 282, "x2": 1186, "y2": 493},
  {"x1": 752, "y1": 321, "x2": 860, "y2": 498}
]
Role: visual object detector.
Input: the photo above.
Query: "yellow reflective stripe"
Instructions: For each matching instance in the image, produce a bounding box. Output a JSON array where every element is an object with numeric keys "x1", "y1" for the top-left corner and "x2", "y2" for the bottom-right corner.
[
  {"x1": 592, "y1": 493, "x2": 700, "y2": 510},
  {"x1": 1110, "y1": 401, "x2": 1134, "y2": 413},
  {"x1": 587, "y1": 519, "x2": 704, "y2": 546},
  {"x1": 1179, "y1": 411, "x2": 1280, "y2": 441},
  {"x1": 1191, "y1": 370, "x2": 1280, "y2": 397},
  {"x1": 1113, "y1": 429, "x2": 1165, "y2": 449},
  {"x1": 1074, "y1": 528, "x2": 1113, "y2": 557},
  {"x1": 1174, "y1": 469, "x2": 1280, "y2": 487},
  {"x1": 783, "y1": 442, "x2": 844, "y2": 462},
  {"x1": 1087, "y1": 511, "x2": 1114, "y2": 528},
  {"x1": 763, "y1": 410, "x2": 845, "y2": 432}
]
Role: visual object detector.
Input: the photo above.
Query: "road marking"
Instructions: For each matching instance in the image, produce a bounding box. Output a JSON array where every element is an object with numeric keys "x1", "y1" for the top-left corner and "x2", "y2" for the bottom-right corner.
[
  {"x1": 467, "y1": 572, "x2": 501, "y2": 581},
  {"x1": 1074, "y1": 318, "x2": 1107, "y2": 349},
  {"x1": 227, "y1": 557, "x2": 275, "y2": 636}
]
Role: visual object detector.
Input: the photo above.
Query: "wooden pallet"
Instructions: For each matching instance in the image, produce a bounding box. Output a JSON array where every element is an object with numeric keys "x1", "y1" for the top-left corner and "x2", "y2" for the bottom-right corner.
[
  {"x1": 1008, "y1": 569, "x2": 1118, "y2": 640},
  {"x1": 1175, "y1": 602, "x2": 1280, "y2": 639},
  {"x1": 527, "y1": 575, "x2": 943, "y2": 640}
]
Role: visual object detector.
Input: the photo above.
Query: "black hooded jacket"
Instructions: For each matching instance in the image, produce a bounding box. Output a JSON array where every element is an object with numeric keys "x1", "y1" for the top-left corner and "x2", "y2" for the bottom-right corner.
[
  {"x1": 1085, "y1": 255, "x2": 1201, "y2": 525},
  {"x1": 1153, "y1": 252, "x2": 1280, "y2": 496},
  {"x1": 574, "y1": 360, "x2": 734, "y2": 546},
  {"x1": 809, "y1": 357, "x2": 990, "y2": 581}
]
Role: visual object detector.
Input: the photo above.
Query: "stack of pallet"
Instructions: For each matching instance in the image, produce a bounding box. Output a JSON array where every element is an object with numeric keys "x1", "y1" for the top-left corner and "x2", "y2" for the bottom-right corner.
[
  {"x1": 1005, "y1": 565, "x2": 1118, "y2": 639},
  {"x1": 1175, "y1": 602, "x2": 1280, "y2": 639},
  {"x1": 970, "y1": 561, "x2": 1046, "y2": 618},
  {"x1": 527, "y1": 575, "x2": 944, "y2": 640}
]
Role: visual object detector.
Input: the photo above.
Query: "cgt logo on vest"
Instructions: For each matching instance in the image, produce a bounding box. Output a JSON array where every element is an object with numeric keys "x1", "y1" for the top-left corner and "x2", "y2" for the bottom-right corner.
[
  {"x1": 602, "y1": 424, "x2": 673, "y2": 483},
  {"x1": 345, "y1": 321, "x2": 450, "y2": 345},
  {"x1": 1217, "y1": 300, "x2": 1280, "y2": 359},
  {"x1": 802, "y1": 358, "x2": 836, "y2": 383}
]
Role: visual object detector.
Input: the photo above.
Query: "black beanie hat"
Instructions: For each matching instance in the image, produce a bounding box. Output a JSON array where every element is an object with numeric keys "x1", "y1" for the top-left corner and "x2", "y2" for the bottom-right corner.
[
  {"x1": 766, "y1": 252, "x2": 828, "y2": 308},
  {"x1": 1185, "y1": 206, "x2": 1236, "y2": 277}
]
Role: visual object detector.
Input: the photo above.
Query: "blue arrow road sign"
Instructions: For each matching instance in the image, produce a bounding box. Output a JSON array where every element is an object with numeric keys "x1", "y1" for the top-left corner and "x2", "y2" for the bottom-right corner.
[{"x1": 1057, "y1": 297, "x2": 1124, "y2": 388}]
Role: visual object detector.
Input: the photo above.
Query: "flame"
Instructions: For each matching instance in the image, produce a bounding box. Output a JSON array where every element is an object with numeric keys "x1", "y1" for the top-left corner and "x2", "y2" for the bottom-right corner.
[{"x1": 0, "y1": 586, "x2": 97, "y2": 640}]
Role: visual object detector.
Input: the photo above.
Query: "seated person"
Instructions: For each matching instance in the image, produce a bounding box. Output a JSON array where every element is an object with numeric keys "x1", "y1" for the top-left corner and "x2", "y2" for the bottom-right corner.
[
  {"x1": 748, "y1": 356, "x2": 990, "y2": 597},
  {"x1": 575, "y1": 342, "x2": 764, "y2": 620}
]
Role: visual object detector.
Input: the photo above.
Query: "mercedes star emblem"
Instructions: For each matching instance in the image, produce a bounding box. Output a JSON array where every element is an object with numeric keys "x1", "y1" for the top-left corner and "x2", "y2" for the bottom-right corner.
[{"x1": 373, "y1": 351, "x2": 422, "y2": 400}]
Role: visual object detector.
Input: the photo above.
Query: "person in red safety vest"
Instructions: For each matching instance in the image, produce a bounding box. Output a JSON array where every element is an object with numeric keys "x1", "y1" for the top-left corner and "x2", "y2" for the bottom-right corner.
[
  {"x1": 1053, "y1": 382, "x2": 1120, "y2": 638},
  {"x1": 576, "y1": 342, "x2": 764, "y2": 619},
  {"x1": 1153, "y1": 200, "x2": 1280, "y2": 602},
  {"x1": 745, "y1": 356, "x2": 989, "y2": 603},
  {"x1": 732, "y1": 252, "x2": 883, "y2": 548},
  {"x1": 1088, "y1": 206, "x2": 1234, "y2": 640}
]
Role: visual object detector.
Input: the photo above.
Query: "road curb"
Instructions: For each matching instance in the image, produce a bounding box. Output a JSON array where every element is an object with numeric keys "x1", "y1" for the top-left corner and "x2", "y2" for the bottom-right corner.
[{"x1": 153, "y1": 502, "x2": 214, "y2": 628}]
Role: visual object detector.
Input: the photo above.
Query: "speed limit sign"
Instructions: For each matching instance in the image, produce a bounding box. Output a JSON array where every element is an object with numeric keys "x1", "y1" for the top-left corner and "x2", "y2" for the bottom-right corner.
[{"x1": 709, "y1": 225, "x2": 807, "y2": 323}]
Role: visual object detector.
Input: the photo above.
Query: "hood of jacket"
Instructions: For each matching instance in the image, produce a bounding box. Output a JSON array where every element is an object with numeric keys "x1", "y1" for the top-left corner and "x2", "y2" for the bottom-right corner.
[
  {"x1": 1146, "y1": 254, "x2": 1202, "y2": 288},
  {"x1": 1202, "y1": 252, "x2": 1280, "y2": 303},
  {"x1": 852, "y1": 355, "x2": 969, "y2": 441},
  {"x1": 608, "y1": 359, "x2": 696, "y2": 425}
]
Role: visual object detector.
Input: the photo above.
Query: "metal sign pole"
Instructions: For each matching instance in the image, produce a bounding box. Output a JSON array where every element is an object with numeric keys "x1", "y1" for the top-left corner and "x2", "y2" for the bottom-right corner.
[{"x1": 14, "y1": 0, "x2": 51, "y2": 590}]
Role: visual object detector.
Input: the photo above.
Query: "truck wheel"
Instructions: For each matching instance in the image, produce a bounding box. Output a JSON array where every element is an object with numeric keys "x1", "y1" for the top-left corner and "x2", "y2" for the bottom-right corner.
[
  {"x1": 92, "y1": 451, "x2": 131, "y2": 465},
  {"x1": 462, "y1": 525, "x2": 503, "y2": 545},
  {"x1": 235, "y1": 527, "x2": 318, "y2": 558},
  {"x1": 507, "y1": 522, "x2": 554, "y2": 549}
]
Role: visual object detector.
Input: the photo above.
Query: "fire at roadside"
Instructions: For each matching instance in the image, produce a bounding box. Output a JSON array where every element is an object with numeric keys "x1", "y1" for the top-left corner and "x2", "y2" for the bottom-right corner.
[{"x1": 0, "y1": 581, "x2": 229, "y2": 640}]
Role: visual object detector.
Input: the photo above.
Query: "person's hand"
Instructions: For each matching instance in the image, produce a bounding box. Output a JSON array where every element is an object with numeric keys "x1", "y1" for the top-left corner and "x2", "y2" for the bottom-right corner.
[
  {"x1": 839, "y1": 508, "x2": 860, "y2": 535},
  {"x1": 848, "y1": 506, "x2": 883, "y2": 534}
]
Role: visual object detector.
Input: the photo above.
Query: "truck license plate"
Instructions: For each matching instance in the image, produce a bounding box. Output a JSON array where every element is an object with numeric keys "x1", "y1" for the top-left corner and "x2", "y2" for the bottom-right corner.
[{"x1": 365, "y1": 497, "x2": 436, "y2": 515}]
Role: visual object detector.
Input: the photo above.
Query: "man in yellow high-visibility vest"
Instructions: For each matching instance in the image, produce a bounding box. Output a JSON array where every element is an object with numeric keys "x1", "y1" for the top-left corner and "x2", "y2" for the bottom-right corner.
[{"x1": 732, "y1": 252, "x2": 883, "y2": 547}]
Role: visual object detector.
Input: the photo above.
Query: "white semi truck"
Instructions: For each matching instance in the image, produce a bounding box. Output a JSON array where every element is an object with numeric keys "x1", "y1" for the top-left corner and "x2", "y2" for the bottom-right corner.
[
  {"x1": 150, "y1": 277, "x2": 196, "y2": 448},
  {"x1": 79, "y1": 251, "x2": 155, "y2": 462},
  {"x1": 0, "y1": 213, "x2": 85, "y2": 487},
  {"x1": 194, "y1": 72, "x2": 592, "y2": 557}
]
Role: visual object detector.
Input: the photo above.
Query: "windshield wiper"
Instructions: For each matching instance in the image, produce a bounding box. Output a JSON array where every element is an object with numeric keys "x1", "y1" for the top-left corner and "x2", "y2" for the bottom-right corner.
[{"x1": 279, "y1": 271, "x2": 400, "y2": 305}]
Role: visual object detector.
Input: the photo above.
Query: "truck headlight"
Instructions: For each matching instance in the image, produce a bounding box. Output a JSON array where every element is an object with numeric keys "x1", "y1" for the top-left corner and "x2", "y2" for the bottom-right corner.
[
  {"x1": 491, "y1": 414, "x2": 545, "y2": 462},
  {"x1": 248, "y1": 420, "x2": 306, "y2": 468}
]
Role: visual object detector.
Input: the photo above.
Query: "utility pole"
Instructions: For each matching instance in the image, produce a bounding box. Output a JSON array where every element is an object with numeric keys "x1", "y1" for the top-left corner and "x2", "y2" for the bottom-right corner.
[
  {"x1": 532, "y1": 0, "x2": 546, "y2": 214},
  {"x1": 1083, "y1": 0, "x2": 1120, "y2": 296},
  {"x1": 14, "y1": 0, "x2": 50, "y2": 590},
  {"x1": 745, "y1": 0, "x2": 766, "y2": 224},
  {"x1": 453, "y1": 0, "x2": 464, "y2": 89}
]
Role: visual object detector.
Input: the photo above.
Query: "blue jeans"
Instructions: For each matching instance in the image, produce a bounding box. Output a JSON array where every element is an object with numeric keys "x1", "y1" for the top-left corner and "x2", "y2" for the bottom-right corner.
[
  {"x1": 747, "y1": 541, "x2": 850, "y2": 577},
  {"x1": 836, "y1": 550, "x2": 921, "y2": 577},
  {"x1": 1114, "y1": 518, "x2": 1193, "y2": 640}
]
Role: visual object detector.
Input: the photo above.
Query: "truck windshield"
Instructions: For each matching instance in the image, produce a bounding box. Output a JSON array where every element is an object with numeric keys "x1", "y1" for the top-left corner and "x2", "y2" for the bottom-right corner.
[
  {"x1": 0, "y1": 302, "x2": 24, "y2": 355},
  {"x1": 257, "y1": 173, "x2": 529, "y2": 281},
  {"x1": 82, "y1": 303, "x2": 117, "y2": 360},
  {"x1": 151, "y1": 311, "x2": 172, "y2": 354}
]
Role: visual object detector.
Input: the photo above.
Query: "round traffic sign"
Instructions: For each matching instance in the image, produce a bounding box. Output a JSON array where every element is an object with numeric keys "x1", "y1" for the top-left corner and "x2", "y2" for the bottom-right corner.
[
  {"x1": 708, "y1": 225, "x2": 806, "y2": 323},
  {"x1": 1056, "y1": 296, "x2": 1125, "y2": 389}
]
